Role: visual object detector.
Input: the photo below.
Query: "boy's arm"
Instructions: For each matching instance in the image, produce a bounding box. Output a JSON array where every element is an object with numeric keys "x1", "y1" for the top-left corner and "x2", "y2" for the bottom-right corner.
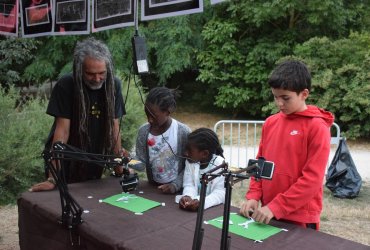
[
  {"x1": 267, "y1": 121, "x2": 331, "y2": 219},
  {"x1": 245, "y1": 177, "x2": 263, "y2": 200}
]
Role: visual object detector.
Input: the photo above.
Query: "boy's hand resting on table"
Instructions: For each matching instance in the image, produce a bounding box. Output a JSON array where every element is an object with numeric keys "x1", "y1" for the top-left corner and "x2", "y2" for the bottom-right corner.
[
  {"x1": 179, "y1": 196, "x2": 200, "y2": 212},
  {"x1": 240, "y1": 199, "x2": 274, "y2": 224}
]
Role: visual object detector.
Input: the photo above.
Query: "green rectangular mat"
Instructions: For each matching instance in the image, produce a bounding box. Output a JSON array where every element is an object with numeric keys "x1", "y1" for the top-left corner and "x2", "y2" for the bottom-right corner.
[
  {"x1": 103, "y1": 193, "x2": 161, "y2": 213},
  {"x1": 206, "y1": 213, "x2": 282, "y2": 241}
]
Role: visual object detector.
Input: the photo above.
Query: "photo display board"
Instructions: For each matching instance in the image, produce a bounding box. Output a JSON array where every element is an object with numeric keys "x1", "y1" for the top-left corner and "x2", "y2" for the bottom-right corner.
[
  {"x1": 2, "y1": 0, "x2": 208, "y2": 37},
  {"x1": 92, "y1": 0, "x2": 134, "y2": 32},
  {"x1": 20, "y1": 0, "x2": 53, "y2": 37},
  {"x1": 141, "y1": 0, "x2": 203, "y2": 21},
  {"x1": 54, "y1": 0, "x2": 90, "y2": 35},
  {"x1": 0, "y1": 0, "x2": 18, "y2": 36}
]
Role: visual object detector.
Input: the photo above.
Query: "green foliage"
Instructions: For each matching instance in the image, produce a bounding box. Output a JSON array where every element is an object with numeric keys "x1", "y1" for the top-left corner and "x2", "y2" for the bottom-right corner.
[
  {"x1": 106, "y1": 29, "x2": 134, "y2": 74},
  {"x1": 294, "y1": 32, "x2": 370, "y2": 138},
  {"x1": 0, "y1": 87, "x2": 52, "y2": 204},
  {"x1": 142, "y1": 14, "x2": 207, "y2": 83},
  {"x1": 0, "y1": 37, "x2": 39, "y2": 86},
  {"x1": 22, "y1": 36, "x2": 80, "y2": 85},
  {"x1": 117, "y1": 71, "x2": 147, "y2": 151}
]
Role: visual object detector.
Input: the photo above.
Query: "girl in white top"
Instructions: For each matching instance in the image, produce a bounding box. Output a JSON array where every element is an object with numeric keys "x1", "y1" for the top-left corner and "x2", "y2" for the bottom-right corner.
[{"x1": 176, "y1": 128, "x2": 226, "y2": 211}]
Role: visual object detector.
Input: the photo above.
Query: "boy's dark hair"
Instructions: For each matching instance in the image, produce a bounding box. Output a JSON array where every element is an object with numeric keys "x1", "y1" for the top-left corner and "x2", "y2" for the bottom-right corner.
[
  {"x1": 268, "y1": 60, "x2": 311, "y2": 94},
  {"x1": 188, "y1": 128, "x2": 224, "y2": 157},
  {"x1": 145, "y1": 87, "x2": 179, "y2": 113}
]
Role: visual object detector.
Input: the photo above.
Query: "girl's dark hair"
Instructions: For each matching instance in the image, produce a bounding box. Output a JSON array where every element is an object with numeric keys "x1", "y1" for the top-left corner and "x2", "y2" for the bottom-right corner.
[
  {"x1": 145, "y1": 87, "x2": 179, "y2": 113},
  {"x1": 268, "y1": 59, "x2": 311, "y2": 94},
  {"x1": 188, "y1": 128, "x2": 224, "y2": 157}
]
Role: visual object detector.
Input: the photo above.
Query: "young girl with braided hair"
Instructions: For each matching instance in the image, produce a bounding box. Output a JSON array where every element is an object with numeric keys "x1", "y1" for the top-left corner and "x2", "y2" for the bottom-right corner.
[
  {"x1": 176, "y1": 128, "x2": 226, "y2": 211},
  {"x1": 134, "y1": 87, "x2": 191, "y2": 194}
]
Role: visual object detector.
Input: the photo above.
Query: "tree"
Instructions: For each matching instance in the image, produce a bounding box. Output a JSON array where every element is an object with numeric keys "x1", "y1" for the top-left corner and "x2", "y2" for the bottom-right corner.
[
  {"x1": 294, "y1": 33, "x2": 370, "y2": 138},
  {"x1": 0, "y1": 37, "x2": 39, "y2": 87},
  {"x1": 197, "y1": 0, "x2": 370, "y2": 117}
]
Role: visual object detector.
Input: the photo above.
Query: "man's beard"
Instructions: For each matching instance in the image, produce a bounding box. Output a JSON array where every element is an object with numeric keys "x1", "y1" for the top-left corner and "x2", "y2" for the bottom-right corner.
[{"x1": 84, "y1": 79, "x2": 105, "y2": 90}]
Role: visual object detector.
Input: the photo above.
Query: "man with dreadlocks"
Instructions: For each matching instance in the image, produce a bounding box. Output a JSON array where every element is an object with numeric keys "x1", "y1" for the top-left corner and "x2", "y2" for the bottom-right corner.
[{"x1": 30, "y1": 37, "x2": 126, "y2": 192}]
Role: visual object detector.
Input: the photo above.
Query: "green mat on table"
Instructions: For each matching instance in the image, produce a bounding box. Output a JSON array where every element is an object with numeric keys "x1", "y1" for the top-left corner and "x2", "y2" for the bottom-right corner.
[
  {"x1": 103, "y1": 193, "x2": 161, "y2": 213},
  {"x1": 206, "y1": 213, "x2": 282, "y2": 241}
]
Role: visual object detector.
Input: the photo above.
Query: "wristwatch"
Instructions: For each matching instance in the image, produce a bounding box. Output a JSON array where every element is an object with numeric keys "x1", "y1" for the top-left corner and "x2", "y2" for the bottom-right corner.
[{"x1": 47, "y1": 177, "x2": 56, "y2": 185}]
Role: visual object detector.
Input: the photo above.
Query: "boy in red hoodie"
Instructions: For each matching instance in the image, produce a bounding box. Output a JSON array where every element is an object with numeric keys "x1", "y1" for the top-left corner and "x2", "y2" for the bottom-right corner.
[{"x1": 240, "y1": 60, "x2": 334, "y2": 230}]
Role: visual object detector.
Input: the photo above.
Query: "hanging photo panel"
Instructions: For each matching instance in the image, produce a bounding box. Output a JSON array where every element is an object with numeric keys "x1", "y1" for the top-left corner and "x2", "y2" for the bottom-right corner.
[
  {"x1": 20, "y1": 0, "x2": 53, "y2": 37},
  {"x1": 141, "y1": 0, "x2": 203, "y2": 21},
  {"x1": 0, "y1": 0, "x2": 18, "y2": 36},
  {"x1": 53, "y1": 0, "x2": 90, "y2": 35},
  {"x1": 92, "y1": 0, "x2": 134, "y2": 33}
]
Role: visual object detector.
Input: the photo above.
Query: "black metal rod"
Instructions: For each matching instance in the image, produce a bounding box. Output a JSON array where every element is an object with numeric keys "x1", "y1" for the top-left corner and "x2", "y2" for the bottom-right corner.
[
  {"x1": 192, "y1": 176, "x2": 208, "y2": 250},
  {"x1": 220, "y1": 173, "x2": 232, "y2": 250}
]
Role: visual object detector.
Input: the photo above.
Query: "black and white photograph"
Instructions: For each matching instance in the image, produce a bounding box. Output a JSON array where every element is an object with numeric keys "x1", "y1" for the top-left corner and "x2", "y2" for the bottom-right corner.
[
  {"x1": 20, "y1": 0, "x2": 53, "y2": 37},
  {"x1": 92, "y1": 0, "x2": 134, "y2": 33},
  {"x1": 0, "y1": 0, "x2": 18, "y2": 36},
  {"x1": 54, "y1": 0, "x2": 90, "y2": 35},
  {"x1": 141, "y1": 0, "x2": 203, "y2": 21}
]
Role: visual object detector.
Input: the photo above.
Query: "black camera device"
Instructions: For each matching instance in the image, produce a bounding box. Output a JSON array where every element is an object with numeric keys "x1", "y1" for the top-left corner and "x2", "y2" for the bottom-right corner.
[
  {"x1": 247, "y1": 157, "x2": 274, "y2": 180},
  {"x1": 119, "y1": 167, "x2": 139, "y2": 192}
]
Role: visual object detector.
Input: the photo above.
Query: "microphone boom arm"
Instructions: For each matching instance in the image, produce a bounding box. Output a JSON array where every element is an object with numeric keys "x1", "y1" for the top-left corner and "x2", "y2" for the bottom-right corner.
[{"x1": 43, "y1": 141, "x2": 130, "y2": 244}]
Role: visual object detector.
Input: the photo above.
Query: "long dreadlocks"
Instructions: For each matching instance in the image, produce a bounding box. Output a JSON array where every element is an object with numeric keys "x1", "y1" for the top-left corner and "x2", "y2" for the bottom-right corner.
[{"x1": 71, "y1": 37, "x2": 116, "y2": 154}]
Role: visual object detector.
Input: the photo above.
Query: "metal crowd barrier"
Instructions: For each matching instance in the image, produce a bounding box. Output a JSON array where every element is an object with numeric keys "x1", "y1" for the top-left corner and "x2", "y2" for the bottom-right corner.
[{"x1": 214, "y1": 120, "x2": 341, "y2": 170}]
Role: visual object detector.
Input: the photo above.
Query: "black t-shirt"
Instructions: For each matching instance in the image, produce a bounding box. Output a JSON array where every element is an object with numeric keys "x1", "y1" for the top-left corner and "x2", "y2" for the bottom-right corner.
[{"x1": 46, "y1": 73, "x2": 125, "y2": 182}]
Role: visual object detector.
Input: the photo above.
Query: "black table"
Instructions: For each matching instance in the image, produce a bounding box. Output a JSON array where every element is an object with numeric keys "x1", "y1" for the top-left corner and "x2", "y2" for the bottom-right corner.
[{"x1": 18, "y1": 177, "x2": 369, "y2": 250}]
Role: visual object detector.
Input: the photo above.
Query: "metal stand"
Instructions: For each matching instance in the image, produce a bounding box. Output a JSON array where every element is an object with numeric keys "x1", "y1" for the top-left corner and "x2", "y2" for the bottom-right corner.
[
  {"x1": 220, "y1": 171, "x2": 251, "y2": 250},
  {"x1": 43, "y1": 141, "x2": 132, "y2": 245},
  {"x1": 192, "y1": 160, "x2": 266, "y2": 250},
  {"x1": 192, "y1": 163, "x2": 228, "y2": 250}
]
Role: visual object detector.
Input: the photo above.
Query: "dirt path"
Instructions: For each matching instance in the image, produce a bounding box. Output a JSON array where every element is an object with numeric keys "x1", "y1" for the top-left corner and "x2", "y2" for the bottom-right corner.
[{"x1": 0, "y1": 205, "x2": 19, "y2": 250}]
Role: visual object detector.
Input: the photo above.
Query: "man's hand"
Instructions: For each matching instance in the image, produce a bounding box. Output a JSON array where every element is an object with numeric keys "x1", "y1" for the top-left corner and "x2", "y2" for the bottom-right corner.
[
  {"x1": 29, "y1": 180, "x2": 55, "y2": 192},
  {"x1": 239, "y1": 199, "x2": 258, "y2": 218},
  {"x1": 158, "y1": 183, "x2": 176, "y2": 194}
]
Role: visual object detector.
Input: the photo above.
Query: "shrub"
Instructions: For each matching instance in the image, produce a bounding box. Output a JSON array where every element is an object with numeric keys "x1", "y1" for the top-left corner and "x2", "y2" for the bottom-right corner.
[{"x1": 0, "y1": 87, "x2": 52, "y2": 205}]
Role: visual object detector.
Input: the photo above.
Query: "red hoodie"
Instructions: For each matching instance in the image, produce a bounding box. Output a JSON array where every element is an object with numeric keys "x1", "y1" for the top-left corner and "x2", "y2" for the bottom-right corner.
[{"x1": 246, "y1": 105, "x2": 334, "y2": 223}]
